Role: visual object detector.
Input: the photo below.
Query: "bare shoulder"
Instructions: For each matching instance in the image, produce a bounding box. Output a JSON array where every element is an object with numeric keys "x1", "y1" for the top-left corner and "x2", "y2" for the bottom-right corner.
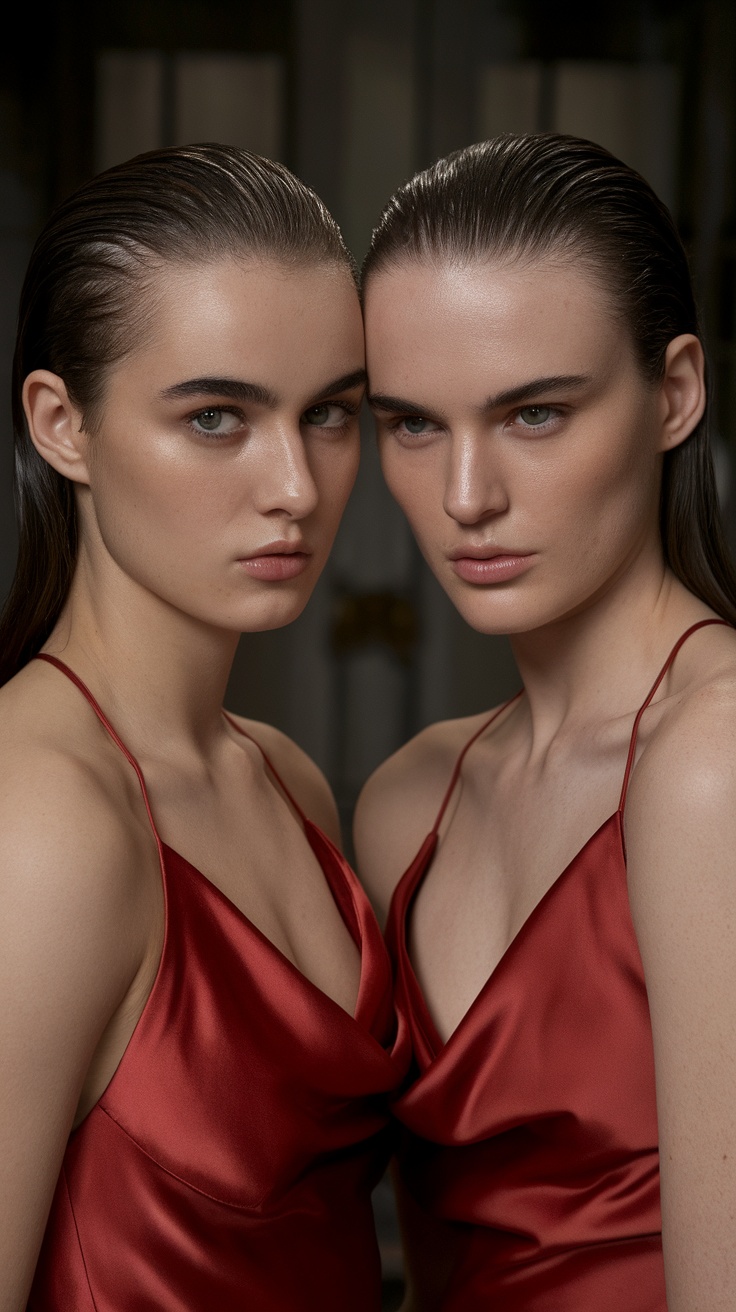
[
  {"x1": 0, "y1": 664, "x2": 155, "y2": 984},
  {"x1": 625, "y1": 624, "x2": 736, "y2": 922},
  {"x1": 623, "y1": 626, "x2": 736, "y2": 1303},
  {"x1": 0, "y1": 729, "x2": 153, "y2": 972},
  {"x1": 627, "y1": 624, "x2": 736, "y2": 829},
  {"x1": 0, "y1": 675, "x2": 156, "y2": 1300},
  {"x1": 225, "y1": 712, "x2": 342, "y2": 847},
  {"x1": 354, "y1": 710, "x2": 501, "y2": 925}
]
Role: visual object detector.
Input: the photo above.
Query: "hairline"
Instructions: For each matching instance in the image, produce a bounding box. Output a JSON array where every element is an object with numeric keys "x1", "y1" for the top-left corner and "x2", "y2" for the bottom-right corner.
[{"x1": 79, "y1": 246, "x2": 358, "y2": 433}]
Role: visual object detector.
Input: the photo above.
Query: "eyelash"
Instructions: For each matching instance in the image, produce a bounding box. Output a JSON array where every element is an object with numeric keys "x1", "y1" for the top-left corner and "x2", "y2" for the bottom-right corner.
[
  {"x1": 389, "y1": 416, "x2": 440, "y2": 441},
  {"x1": 303, "y1": 400, "x2": 360, "y2": 432},
  {"x1": 186, "y1": 405, "x2": 244, "y2": 438},
  {"x1": 388, "y1": 404, "x2": 566, "y2": 441},
  {"x1": 185, "y1": 400, "x2": 360, "y2": 439},
  {"x1": 510, "y1": 404, "x2": 565, "y2": 433}
]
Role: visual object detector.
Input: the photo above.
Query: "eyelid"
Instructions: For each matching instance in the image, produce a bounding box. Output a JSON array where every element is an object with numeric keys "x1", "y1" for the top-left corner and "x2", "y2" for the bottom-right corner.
[
  {"x1": 390, "y1": 413, "x2": 442, "y2": 430},
  {"x1": 185, "y1": 404, "x2": 246, "y2": 435},
  {"x1": 185, "y1": 402, "x2": 245, "y2": 420},
  {"x1": 300, "y1": 399, "x2": 361, "y2": 431},
  {"x1": 378, "y1": 415, "x2": 444, "y2": 447},
  {"x1": 512, "y1": 401, "x2": 565, "y2": 414},
  {"x1": 306, "y1": 396, "x2": 360, "y2": 416},
  {"x1": 510, "y1": 403, "x2": 566, "y2": 427}
]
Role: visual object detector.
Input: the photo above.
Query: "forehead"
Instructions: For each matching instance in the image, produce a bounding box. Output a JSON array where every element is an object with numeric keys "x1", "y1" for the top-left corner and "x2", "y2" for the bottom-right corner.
[
  {"x1": 364, "y1": 257, "x2": 625, "y2": 398},
  {"x1": 127, "y1": 256, "x2": 363, "y2": 385}
]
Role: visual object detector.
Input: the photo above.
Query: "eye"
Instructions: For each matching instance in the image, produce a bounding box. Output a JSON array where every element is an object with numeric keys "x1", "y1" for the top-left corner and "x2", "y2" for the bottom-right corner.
[
  {"x1": 399, "y1": 416, "x2": 437, "y2": 436},
  {"x1": 302, "y1": 403, "x2": 351, "y2": 428},
  {"x1": 190, "y1": 407, "x2": 242, "y2": 436},
  {"x1": 517, "y1": 405, "x2": 553, "y2": 427}
]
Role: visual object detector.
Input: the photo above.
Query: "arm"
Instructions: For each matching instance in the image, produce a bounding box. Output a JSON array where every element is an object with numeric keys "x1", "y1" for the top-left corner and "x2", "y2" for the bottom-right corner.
[
  {"x1": 626, "y1": 683, "x2": 736, "y2": 1310},
  {"x1": 0, "y1": 751, "x2": 151, "y2": 1310}
]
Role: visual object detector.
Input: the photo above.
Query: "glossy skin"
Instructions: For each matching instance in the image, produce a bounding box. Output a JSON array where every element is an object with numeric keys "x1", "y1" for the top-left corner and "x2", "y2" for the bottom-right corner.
[
  {"x1": 0, "y1": 256, "x2": 365, "y2": 1310},
  {"x1": 356, "y1": 257, "x2": 736, "y2": 1311}
]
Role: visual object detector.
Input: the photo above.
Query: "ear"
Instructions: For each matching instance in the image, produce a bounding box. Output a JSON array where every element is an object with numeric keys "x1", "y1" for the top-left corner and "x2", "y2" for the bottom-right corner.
[
  {"x1": 658, "y1": 333, "x2": 707, "y2": 453},
  {"x1": 22, "y1": 370, "x2": 91, "y2": 485}
]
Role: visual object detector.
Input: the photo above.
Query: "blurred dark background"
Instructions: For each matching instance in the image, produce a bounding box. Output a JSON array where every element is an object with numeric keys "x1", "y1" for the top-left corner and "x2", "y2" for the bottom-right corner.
[{"x1": 2, "y1": 3, "x2": 735, "y2": 1302}]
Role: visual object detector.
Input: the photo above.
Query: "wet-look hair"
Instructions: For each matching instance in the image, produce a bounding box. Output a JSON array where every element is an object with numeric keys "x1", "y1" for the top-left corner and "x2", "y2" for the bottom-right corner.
[
  {"x1": 363, "y1": 133, "x2": 736, "y2": 625},
  {"x1": 0, "y1": 143, "x2": 357, "y2": 684}
]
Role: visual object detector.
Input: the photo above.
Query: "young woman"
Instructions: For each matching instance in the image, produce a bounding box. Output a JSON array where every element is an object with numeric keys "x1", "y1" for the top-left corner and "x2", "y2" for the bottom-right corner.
[
  {"x1": 0, "y1": 144, "x2": 407, "y2": 1311},
  {"x1": 355, "y1": 135, "x2": 736, "y2": 1311}
]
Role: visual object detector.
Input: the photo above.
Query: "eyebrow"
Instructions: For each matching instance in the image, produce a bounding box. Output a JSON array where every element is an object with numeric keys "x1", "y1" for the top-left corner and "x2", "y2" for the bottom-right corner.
[
  {"x1": 161, "y1": 368, "x2": 367, "y2": 407},
  {"x1": 483, "y1": 374, "x2": 593, "y2": 410},
  {"x1": 368, "y1": 393, "x2": 429, "y2": 417},
  {"x1": 368, "y1": 373, "x2": 592, "y2": 416},
  {"x1": 161, "y1": 377, "x2": 276, "y2": 405}
]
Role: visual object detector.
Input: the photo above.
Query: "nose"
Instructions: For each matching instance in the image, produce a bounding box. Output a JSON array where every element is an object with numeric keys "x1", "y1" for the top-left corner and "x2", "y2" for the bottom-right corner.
[
  {"x1": 443, "y1": 431, "x2": 509, "y2": 525},
  {"x1": 253, "y1": 421, "x2": 320, "y2": 520}
]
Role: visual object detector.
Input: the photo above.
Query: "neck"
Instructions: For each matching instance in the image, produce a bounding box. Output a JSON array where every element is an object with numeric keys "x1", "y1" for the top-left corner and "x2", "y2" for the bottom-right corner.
[
  {"x1": 508, "y1": 546, "x2": 704, "y2": 749},
  {"x1": 45, "y1": 545, "x2": 241, "y2": 762}
]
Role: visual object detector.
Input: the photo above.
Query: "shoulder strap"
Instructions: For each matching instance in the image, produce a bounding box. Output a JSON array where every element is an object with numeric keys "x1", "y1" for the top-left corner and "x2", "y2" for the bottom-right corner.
[
  {"x1": 221, "y1": 711, "x2": 309, "y2": 827},
  {"x1": 34, "y1": 653, "x2": 166, "y2": 865},
  {"x1": 618, "y1": 618, "x2": 731, "y2": 814},
  {"x1": 431, "y1": 689, "x2": 524, "y2": 837}
]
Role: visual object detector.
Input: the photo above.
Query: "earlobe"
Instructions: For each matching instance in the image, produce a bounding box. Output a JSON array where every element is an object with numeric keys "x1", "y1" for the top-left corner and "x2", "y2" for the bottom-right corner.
[
  {"x1": 659, "y1": 334, "x2": 707, "y2": 453},
  {"x1": 22, "y1": 369, "x2": 91, "y2": 484}
]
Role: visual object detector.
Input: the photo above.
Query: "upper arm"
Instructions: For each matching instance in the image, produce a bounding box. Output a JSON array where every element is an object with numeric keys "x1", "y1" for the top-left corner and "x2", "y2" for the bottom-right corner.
[
  {"x1": 0, "y1": 751, "x2": 148, "y2": 1306},
  {"x1": 626, "y1": 687, "x2": 736, "y2": 1310}
]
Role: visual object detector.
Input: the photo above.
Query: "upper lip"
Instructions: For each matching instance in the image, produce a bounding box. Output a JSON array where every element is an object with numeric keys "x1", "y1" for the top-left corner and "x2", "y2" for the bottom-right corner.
[
  {"x1": 240, "y1": 540, "x2": 310, "y2": 559},
  {"x1": 448, "y1": 545, "x2": 532, "y2": 560}
]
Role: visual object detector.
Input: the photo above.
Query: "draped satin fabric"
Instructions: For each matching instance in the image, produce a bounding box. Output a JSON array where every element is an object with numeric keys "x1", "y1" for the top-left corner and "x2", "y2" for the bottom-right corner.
[
  {"x1": 28, "y1": 657, "x2": 409, "y2": 1312},
  {"x1": 385, "y1": 620, "x2": 729, "y2": 1311}
]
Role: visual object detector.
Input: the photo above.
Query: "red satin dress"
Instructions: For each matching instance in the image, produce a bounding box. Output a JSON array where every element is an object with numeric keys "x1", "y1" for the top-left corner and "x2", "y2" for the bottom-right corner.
[
  {"x1": 28, "y1": 656, "x2": 408, "y2": 1312},
  {"x1": 386, "y1": 619, "x2": 728, "y2": 1311}
]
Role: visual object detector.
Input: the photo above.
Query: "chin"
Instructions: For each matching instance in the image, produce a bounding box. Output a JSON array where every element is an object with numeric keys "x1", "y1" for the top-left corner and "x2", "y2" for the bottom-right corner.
[
  {"x1": 453, "y1": 579, "x2": 615, "y2": 637},
  {"x1": 447, "y1": 584, "x2": 564, "y2": 638},
  {"x1": 224, "y1": 591, "x2": 314, "y2": 634}
]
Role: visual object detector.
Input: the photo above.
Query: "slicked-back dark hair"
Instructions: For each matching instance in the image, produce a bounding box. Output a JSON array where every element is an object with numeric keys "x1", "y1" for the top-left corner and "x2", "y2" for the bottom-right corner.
[
  {"x1": 0, "y1": 143, "x2": 356, "y2": 684},
  {"x1": 363, "y1": 134, "x2": 736, "y2": 625}
]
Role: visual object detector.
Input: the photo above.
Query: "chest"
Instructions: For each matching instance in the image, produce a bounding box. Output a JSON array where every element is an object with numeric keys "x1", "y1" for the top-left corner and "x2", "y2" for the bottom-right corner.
[
  {"x1": 408, "y1": 738, "x2": 631, "y2": 1044},
  {"x1": 142, "y1": 754, "x2": 362, "y2": 1017}
]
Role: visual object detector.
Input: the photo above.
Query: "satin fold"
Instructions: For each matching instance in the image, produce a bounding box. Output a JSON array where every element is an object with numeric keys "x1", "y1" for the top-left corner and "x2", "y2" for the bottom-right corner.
[
  {"x1": 379, "y1": 609, "x2": 736, "y2": 1312},
  {"x1": 30, "y1": 801, "x2": 408, "y2": 1309},
  {"x1": 390, "y1": 623, "x2": 729, "y2": 1306},
  {"x1": 387, "y1": 808, "x2": 666, "y2": 1309}
]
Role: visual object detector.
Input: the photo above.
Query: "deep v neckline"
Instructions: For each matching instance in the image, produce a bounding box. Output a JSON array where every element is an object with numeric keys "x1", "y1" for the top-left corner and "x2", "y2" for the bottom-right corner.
[
  {"x1": 158, "y1": 822, "x2": 369, "y2": 1026},
  {"x1": 34, "y1": 654, "x2": 372, "y2": 1029},
  {"x1": 387, "y1": 617, "x2": 732, "y2": 1060},
  {"x1": 396, "y1": 811, "x2": 623, "y2": 1058}
]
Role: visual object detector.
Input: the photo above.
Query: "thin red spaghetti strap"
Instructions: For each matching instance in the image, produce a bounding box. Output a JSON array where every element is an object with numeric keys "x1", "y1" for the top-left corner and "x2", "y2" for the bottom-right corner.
[
  {"x1": 618, "y1": 618, "x2": 731, "y2": 814},
  {"x1": 431, "y1": 689, "x2": 524, "y2": 837},
  {"x1": 34, "y1": 653, "x2": 166, "y2": 869},
  {"x1": 222, "y1": 711, "x2": 309, "y2": 827}
]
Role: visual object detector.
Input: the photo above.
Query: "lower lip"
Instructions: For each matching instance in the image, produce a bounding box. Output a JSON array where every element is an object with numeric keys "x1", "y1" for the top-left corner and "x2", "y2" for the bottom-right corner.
[
  {"x1": 238, "y1": 553, "x2": 311, "y2": 581},
  {"x1": 451, "y1": 554, "x2": 535, "y2": 584}
]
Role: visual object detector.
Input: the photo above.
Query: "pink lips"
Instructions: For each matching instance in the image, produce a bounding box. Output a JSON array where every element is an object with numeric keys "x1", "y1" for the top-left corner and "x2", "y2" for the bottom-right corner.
[
  {"x1": 238, "y1": 542, "x2": 311, "y2": 582},
  {"x1": 450, "y1": 549, "x2": 535, "y2": 585}
]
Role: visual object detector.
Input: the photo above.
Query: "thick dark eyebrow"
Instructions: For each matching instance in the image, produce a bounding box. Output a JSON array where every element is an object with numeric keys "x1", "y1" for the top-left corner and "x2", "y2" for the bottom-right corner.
[
  {"x1": 160, "y1": 377, "x2": 277, "y2": 406},
  {"x1": 160, "y1": 368, "x2": 366, "y2": 409},
  {"x1": 483, "y1": 374, "x2": 593, "y2": 410},
  {"x1": 369, "y1": 374, "x2": 592, "y2": 417},
  {"x1": 368, "y1": 393, "x2": 429, "y2": 416},
  {"x1": 310, "y1": 368, "x2": 367, "y2": 400}
]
